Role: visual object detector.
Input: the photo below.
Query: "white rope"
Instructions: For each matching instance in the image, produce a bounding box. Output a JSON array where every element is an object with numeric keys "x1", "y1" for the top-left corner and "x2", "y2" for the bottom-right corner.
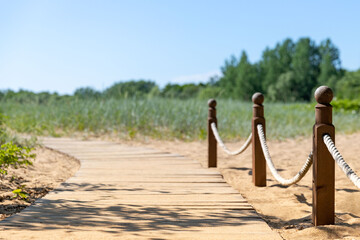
[
  {"x1": 323, "y1": 135, "x2": 360, "y2": 189},
  {"x1": 210, "y1": 122, "x2": 252, "y2": 156},
  {"x1": 257, "y1": 124, "x2": 313, "y2": 186}
]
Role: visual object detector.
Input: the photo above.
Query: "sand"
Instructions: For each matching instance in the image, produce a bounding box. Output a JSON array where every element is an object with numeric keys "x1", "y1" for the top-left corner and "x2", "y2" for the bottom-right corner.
[
  {"x1": 1, "y1": 133, "x2": 360, "y2": 239},
  {"x1": 0, "y1": 147, "x2": 80, "y2": 219},
  {"x1": 111, "y1": 133, "x2": 360, "y2": 239}
]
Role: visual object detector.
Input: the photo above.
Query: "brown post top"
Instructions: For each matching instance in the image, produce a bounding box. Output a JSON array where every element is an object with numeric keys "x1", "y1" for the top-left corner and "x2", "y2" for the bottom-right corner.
[
  {"x1": 314, "y1": 86, "x2": 333, "y2": 105},
  {"x1": 252, "y1": 92, "x2": 264, "y2": 105},
  {"x1": 208, "y1": 99, "x2": 217, "y2": 108},
  {"x1": 252, "y1": 92, "x2": 264, "y2": 118},
  {"x1": 314, "y1": 86, "x2": 333, "y2": 125}
]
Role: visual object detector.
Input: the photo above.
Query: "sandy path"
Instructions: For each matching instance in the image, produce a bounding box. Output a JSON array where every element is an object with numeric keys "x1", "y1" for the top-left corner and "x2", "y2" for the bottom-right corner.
[
  {"x1": 114, "y1": 133, "x2": 360, "y2": 239},
  {"x1": 0, "y1": 137, "x2": 280, "y2": 240}
]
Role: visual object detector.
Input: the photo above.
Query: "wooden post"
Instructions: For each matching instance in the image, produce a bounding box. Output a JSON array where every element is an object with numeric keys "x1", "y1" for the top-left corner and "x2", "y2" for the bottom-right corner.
[
  {"x1": 207, "y1": 99, "x2": 217, "y2": 168},
  {"x1": 252, "y1": 93, "x2": 266, "y2": 187},
  {"x1": 312, "y1": 86, "x2": 335, "y2": 226}
]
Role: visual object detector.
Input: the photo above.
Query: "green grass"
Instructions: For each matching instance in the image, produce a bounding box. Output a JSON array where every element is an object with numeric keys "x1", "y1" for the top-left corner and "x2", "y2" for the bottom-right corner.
[
  {"x1": 1, "y1": 98, "x2": 360, "y2": 141},
  {"x1": 0, "y1": 113, "x2": 37, "y2": 147}
]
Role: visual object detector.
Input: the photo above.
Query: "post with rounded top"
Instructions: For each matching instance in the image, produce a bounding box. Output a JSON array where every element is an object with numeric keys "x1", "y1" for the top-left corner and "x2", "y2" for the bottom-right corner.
[
  {"x1": 312, "y1": 86, "x2": 335, "y2": 226},
  {"x1": 208, "y1": 99, "x2": 217, "y2": 168},
  {"x1": 252, "y1": 93, "x2": 266, "y2": 186}
]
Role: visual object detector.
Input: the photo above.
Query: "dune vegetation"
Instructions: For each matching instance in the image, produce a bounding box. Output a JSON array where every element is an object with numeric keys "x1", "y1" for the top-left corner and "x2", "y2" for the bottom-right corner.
[{"x1": 1, "y1": 97, "x2": 360, "y2": 141}]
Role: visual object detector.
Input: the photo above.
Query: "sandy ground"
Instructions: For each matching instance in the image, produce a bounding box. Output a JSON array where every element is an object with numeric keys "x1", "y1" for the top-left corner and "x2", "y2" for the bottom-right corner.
[
  {"x1": 0, "y1": 147, "x2": 80, "y2": 220},
  {"x1": 1, "y1": 133, "x2": 360, "y2": 239},
  {"x1": 108, "y1": 133, "x2": 360, "y2": 240}
]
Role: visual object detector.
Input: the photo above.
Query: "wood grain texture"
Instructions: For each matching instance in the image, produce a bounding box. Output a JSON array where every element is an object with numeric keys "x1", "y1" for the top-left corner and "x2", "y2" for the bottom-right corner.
[{"x1": 0, "y1": 137, "x2": 281, "y2": 239}]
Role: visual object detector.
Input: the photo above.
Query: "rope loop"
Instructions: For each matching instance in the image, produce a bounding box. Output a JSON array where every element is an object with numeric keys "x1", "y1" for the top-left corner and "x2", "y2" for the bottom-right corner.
[
  {"x1": 257, "y1": 124, "x2": 313, "y2": 186},
  {"x1": 210, "y1": 122, "x2": 252, "y2": 156}
]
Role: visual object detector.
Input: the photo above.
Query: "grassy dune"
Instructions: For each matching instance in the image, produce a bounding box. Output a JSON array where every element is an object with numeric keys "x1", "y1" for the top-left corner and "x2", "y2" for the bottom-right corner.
[{"x1": 1, "y1": 98, "x2": 360, "y2": 141}]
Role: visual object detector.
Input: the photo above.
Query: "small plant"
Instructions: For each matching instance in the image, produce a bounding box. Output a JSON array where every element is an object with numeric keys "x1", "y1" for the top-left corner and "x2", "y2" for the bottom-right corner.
[
  {"x1": 0, "y1": 142, "x2": 35, "y2": 175},
  {"x1": 12, "y1": 185, "x2": 29, "y2": 200}
]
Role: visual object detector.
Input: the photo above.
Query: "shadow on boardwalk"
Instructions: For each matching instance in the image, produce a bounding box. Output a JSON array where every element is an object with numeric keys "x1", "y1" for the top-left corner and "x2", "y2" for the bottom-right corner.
[
  {"x1": 0, "y1": 138, "x2": 282, "y2": 239},
  {"x1": 2, "y1": 183, "x2": 263, "y2": 236}
]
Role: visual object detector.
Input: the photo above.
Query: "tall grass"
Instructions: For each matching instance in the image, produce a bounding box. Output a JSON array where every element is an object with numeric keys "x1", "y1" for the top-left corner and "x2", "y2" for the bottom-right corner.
[
  {"x1": 1, "y1": 98, "x2": 360, "y2": 141},
  {"x1": 0, "y1": 113, "x2": 37, "y2": 147}
]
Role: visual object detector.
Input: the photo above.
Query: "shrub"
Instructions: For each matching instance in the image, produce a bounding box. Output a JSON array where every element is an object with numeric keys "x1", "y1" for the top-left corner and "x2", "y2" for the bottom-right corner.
[
  {"x1": 0, "y1": 142, "x2": 35, "y2": 175},
  {"x1": 198, "y1": 86, "x2": 224, "y2": 100},
  {"x1": 332, "y1": 99, "x2": 360, "y2": 112}
]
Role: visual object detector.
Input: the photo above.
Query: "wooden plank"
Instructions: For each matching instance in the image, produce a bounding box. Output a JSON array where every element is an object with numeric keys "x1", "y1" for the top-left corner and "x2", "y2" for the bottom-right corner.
[{"x1": 0, "y1": 137, "x2": 280, "y2": 240}]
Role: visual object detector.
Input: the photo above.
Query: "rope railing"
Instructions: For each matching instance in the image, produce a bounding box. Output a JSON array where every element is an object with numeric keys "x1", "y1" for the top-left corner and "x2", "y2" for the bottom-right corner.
[
  {"x1": 207, "y1": 86, "x2": 358, "y2": 226},
  {"x1": 210, "y1": 122, "x2": 252, "y2": 156},
  {"x1": 257, "y1": 124, "x2": 313, "y2": 186},
  {"x1": 323, "y1": 134, "x2": 360, "y2": 189}
]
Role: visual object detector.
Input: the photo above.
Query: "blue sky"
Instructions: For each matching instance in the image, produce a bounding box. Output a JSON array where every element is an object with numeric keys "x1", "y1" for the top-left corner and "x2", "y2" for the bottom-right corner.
[{"x1": 1, "y1": 0, "x2": 360, "y2": 94}]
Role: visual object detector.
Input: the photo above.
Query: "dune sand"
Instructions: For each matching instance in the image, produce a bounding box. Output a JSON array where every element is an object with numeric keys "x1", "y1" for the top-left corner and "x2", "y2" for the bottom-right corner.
[
  {"x1": 2, "y1": 133, "x2": 360, "y2": 239},
  {"x1": 0, "y1": 147, "x2": 80, "y2": 219}
]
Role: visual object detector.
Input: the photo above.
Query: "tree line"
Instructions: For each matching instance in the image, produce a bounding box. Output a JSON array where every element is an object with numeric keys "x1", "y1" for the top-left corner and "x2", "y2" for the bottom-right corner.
[
  {"x1": 0, "y1": 80, "x2": 216, "y2": 104},
  {"x1": 219, "y1": 37, "x2": 347, "y2": 101},
  {"x1": 1, "y1": 37, "x2": 359, "y2": 103}
]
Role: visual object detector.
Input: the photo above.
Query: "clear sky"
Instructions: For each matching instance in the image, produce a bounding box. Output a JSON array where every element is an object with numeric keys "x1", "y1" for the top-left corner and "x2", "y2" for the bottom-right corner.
[{"x1": 1, "y1": 0, "x2": 360, "y2": 94}]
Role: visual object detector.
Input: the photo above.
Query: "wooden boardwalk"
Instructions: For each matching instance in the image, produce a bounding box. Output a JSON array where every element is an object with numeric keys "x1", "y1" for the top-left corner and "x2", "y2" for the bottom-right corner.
[{"x1": 0, "y1": 138, "x2": 280, "y2": 239}]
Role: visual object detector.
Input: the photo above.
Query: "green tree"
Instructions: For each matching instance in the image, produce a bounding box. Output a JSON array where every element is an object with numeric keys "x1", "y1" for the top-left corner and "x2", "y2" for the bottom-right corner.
[
  {"x1": 259, "y1": 39, "x2": 295, "y2": 93},
  {"x1": 161, "y1": 83, "x2": 203, "y2": 99},
  {"x1": 278, "y1": 38, "x2": 295, "y2": 73},
  {"x1": 268, "y1": 71, "x2": 298, "y2": 102},
  {"x1": 161, "y1": 84, "x2": 182, "y2": 98},
  {"x1": 336, "y1": 69, "x2": 360, "y2": 99},
  {"x1": 147, "y1": 86, "x2": 161, "y2": 98},
  {"x1": 198, "y1": 86, "x2": 223, "y2": 100},
  {"x1": 218, "y1": 55, "x2": 238, "y2": 98},
  {"x1": 318, "y1": 39, "x2": 342, "y2": 89},
  {"x1": 104, "y1": 80, "x2": 156, "y2": 98},
  {"x1": 260, "y1": 47, "x2": 280, "y2": 92},
  {"x1": 235, "y1": 51, "x2": 260, "y2": 100},
  {"x1": 292, "y1": 38, "x2": 320, "y2": 101},
  {"x1": 74, "y1": 87, "x2": 101, "y2": 99}
]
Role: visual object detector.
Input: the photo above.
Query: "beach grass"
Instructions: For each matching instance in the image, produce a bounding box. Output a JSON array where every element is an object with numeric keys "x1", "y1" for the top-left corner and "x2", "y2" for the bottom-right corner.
[{"x1": 1, "y1": 98, "x2": 359, "y2": 141}]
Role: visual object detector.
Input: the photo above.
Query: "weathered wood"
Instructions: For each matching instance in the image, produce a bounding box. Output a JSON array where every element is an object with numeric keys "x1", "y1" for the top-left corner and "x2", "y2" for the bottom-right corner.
[
  {"x1": 252, "y1": 93, "x2": 266, "y2": 187},
  {"x1": 312, "y1": 86, "x2": 335, "y2": 226},
  {"x1": 1, "y1": 138, "x2": 281, "y2": 239}
]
